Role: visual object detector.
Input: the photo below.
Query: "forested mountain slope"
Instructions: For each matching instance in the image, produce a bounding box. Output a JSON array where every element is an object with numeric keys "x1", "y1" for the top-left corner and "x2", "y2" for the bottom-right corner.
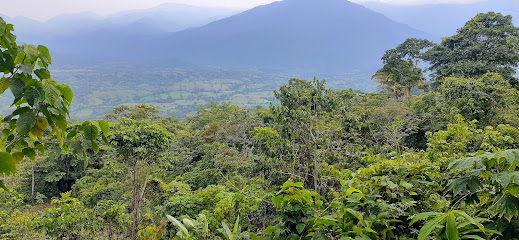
[{"x1": 154, "y1": 0, "x2": 427, "y2": 72}]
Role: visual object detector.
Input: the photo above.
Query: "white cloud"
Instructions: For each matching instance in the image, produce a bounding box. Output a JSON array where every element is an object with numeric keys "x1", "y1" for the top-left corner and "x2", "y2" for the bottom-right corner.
[
  {"x1": 0, "y1": 0, "x2": 492, "y2": 21},
  {"x1": 350, "y1": 0, "x2": 486, "y2": 4},
  {"x1": 0, "y1": 0, "x2": 282, "y2": 21}
]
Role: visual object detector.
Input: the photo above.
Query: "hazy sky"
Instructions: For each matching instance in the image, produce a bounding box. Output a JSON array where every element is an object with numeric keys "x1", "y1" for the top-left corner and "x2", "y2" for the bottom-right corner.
[{"x1": 0, "y1": 0, "x2": 490, "y2": 21}]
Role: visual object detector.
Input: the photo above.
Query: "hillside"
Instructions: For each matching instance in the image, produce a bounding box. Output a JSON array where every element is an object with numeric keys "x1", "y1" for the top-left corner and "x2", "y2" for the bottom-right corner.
[
  {"x1": 6, "y1": 4, "x2": 238, "y2": 49},
  {"x1": 154, "y1": 0, "x2": 427, "y2": 73},
  {"x1": 12, "y1": 0, "x2": 427, "y2": 73}
]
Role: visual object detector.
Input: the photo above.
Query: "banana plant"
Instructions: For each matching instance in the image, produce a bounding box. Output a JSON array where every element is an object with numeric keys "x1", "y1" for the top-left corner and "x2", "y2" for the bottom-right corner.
[
  {"x1": 167, "y1": 215, "x2": 192, "y2": 240},
  {"x1": 219, "y1": 215, "x2": 248, "y2": 240},
  {"x1": 166, "y1": 213, "x2": 210, "y2": 240},
  {"x1": 410, "y1": 210, "x2": 498, "y2": 240}
]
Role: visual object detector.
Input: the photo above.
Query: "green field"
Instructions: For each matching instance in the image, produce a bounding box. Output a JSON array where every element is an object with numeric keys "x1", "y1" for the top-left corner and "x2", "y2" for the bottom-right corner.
[{"x1": 43, "y1": 67, "x2": 376, "y2": 120}]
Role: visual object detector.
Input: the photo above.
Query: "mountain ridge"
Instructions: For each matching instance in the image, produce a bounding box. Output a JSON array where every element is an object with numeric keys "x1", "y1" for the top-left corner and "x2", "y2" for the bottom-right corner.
[{"x1": 147, "y1": 0, "x2": 428, "y2": 73}]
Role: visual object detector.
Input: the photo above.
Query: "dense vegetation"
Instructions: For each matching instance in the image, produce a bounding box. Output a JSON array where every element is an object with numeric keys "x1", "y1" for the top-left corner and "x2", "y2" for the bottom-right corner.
[{"x1": 1, "y1": 11, "x2": 519, "y2": 240}]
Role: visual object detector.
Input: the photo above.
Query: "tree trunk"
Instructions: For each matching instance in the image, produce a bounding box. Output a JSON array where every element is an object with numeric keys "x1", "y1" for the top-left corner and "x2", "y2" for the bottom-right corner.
[
  {"x1": 108, "y1": 224, "x2": 113, "y2": 240},
  {"x1": 31, "y1": 166, "x2": 35, "y2": 204},
  {"x1": 131, "y1": 160, "x2": 140, "y2": 240},
  {"x1": 308, "y1": 121, "x2": 319, "y2": 194}
]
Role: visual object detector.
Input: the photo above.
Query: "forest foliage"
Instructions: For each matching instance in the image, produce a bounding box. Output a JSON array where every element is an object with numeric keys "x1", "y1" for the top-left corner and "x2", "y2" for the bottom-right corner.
[{"x1": 0, "y1": 11, "x2": 519, "y2": 240}]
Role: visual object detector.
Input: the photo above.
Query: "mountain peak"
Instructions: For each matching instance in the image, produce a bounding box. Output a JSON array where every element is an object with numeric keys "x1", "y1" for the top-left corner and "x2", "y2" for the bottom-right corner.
[{"x1": 153, "y1": 0, "x2": 427, "y2": 73}]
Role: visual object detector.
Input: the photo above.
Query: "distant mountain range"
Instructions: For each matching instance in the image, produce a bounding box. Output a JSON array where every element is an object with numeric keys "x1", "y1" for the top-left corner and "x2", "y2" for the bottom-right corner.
[
  {"x1": 1, "y1": 4, "x2": 239, "y2": 44},
  {"x1": 4, "y1": 0, "x2": 426, "y2": 73},
  {"x1": 1, "y1": 0, "x2": 517, "y2": 72},
  {"x1": 146, "y1": 0, "x2": 426, "y2": 73}
]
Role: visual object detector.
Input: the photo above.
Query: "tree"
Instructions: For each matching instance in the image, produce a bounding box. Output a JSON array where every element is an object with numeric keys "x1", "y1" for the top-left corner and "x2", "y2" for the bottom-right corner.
[
  {"x1": 26, "y1": 145, "x2": 89, "y2": 199},
  {"x1": 0, "y1": 17, "x2": 108, "y2": 188},
  {"x1": 109, "y1": 117, "x2": 173, "y2": 239},
  {"x1": 423, "y1": 12, "x2": 519, "y2": 86},
  {"x1": 271, "y1": 78, "x2": 338, "y2": 193},
  {"x1": 35, "y1": 192, "x2": 97, "y2": 240},
  {"x1": 373, "y1": 38, "x2": 434, "y2": 98},
  {"x1": 105, "y1": 104, "x2": 162, "y2": 122},
  {"x1": 438, "y1": 73, "x2": 519, "y2": 127}
]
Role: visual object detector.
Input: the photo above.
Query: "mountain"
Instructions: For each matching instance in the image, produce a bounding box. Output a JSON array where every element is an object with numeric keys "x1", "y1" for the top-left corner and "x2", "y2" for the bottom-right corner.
[
  {"x1": 147, "y1": 0, "x2": 428, "y2": 73},
  {"x1": 3, "y1": 0, "x2": 428, "y2": 72},
  {"x1": 107, "y1": 3, "x2": 241, "y2": 31},
  {"x1": 2, "y1": 4, "x2": 238, "y2": 47},
  {"x1": 361, "y1": 0, "x2": 519, "y2": 39}
]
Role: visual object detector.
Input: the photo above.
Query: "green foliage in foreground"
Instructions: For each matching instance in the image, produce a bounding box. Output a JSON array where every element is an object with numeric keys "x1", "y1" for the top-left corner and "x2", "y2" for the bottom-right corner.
[{"x1": 0, "y1": 17, "x2": 108, "y2": 190}]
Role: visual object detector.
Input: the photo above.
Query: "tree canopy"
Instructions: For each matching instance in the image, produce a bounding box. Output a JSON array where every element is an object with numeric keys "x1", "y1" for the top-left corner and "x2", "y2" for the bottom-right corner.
[
  {"x1": 423, "y1": 12, "x2": 519, "y2": 86},
  {"x1": 373, "y1": 38, "x2": 434, "y2": 97}
]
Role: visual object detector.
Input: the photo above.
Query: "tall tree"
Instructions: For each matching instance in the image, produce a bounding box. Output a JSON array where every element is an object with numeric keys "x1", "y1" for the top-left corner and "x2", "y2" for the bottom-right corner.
[
  {"x1": 271, "y1": 78, "x2": 338, "y2": 193},
  {"x1": 109, "y1": 117, "x2": 173, "y2": 239},
  {"x1": 423, "y1": 12, "x2": 519, "y2": 86},
  {"x1": 373, "y1": 38, "x2": 434, "y2": 98}
]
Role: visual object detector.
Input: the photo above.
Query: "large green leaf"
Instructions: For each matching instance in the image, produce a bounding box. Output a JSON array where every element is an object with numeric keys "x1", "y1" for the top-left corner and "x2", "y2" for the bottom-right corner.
[
  {"x1": 497, "y1": 149, "x2": 519, "y2": 169},
  {"x1": 264, "y1": 226, "x2": 276, "y2": 235},
  {"x1": 182, "y1": 218, "x2": 195, "y2": 229},
  {"x1": 12, "y1": 106, "x2": 31, "y2": 116},
  {"x1": 83, "y1": 125, "x2": 99, "y2": 141},
  {"x1": 489, "y1": 193, "x2": 519, "y2": 221},
  {"x1": 0, "y1": 78, "x2": 9, "y2": 94},
  {"x1": 98, "y1": 120, "x2": 110, "y2": 136},
  {"x1": 53, "y1": 115, "x2": 67, "y2": 132},
  {"x1": 0, "y1": 152, "x2": 16, "y2": 175},
  {"x1": 491, "y1": 171, "x2": 519, "y2": 189},
  {"x1": 446, "y1": 212, "x2": 459, "y2": 240},
  {"x1": 447, "y1": 170, "x2": 483, "y2": 196},
  {"x1": 457, "y1": 211, "x2": 485, "y2": 232},
  {"x1": 22, "y1": 148, "x2": 36, "y2": 160},
  {"x1": 233, "y1": 215, "x2": 240, "y2": 236},
  {"x1": 167, "y1": 215, "x2": 190, "y2": 238},
  {"x1": 34, "y1": 68, "x2": 50, "y2": 80},
  {"x1": 410, "y1": 212, "x2": 442, "y2": 225},
  {"x1": 16, "y1": 113, "x2": 37, "y2": 136},
  {"x1": 57, "y1": 84, "x2": 73, "y2": 104},
  {"x1": 418, "y1": 214, "x2": 448, "y2": 240},
  {"x1": 25, "y1": 87, "x2": 41, "y2": 107},
  {"x1": 42, "y1": 79, "x2": 60, "y2": 105},
  {"x1": 9, "y1": 78, "x2": 24, "y2": 99},
  {"x1": 70, "y1": 141, "x2": 83, "y2": 155},
  {"x1": 13, "y1": 51, "x2": 24, "y2": 65},
  {"x1": 37, "y1": 45, "x2": 52, "y2": 64},
  {"x1": 221, "y1": 221, "x2": 233, "y2": 240},
  {"x1": 296, "y1": 223, "x2": 305, "y2": 234},
  {"x1": 449, "y1": 154, "x2": 489, "y2": 170},
  {"x1": 18, "y1": 63, "x2": 33, "y2": 76},
  {"x1": 91, "y1": 141, "x2": 99, "y2": 155},
  {"x1": 0, "y1": 19, "x2": 6, "y2": 34},
  {"x1": 23, "y1": 45, "x2": 38, "y2": 63}
]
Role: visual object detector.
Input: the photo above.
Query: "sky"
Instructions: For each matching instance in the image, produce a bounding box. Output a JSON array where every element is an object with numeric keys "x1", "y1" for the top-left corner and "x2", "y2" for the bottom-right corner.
[{"x1": 0, "y1": 0, "x2": 491, "y2": 21}]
